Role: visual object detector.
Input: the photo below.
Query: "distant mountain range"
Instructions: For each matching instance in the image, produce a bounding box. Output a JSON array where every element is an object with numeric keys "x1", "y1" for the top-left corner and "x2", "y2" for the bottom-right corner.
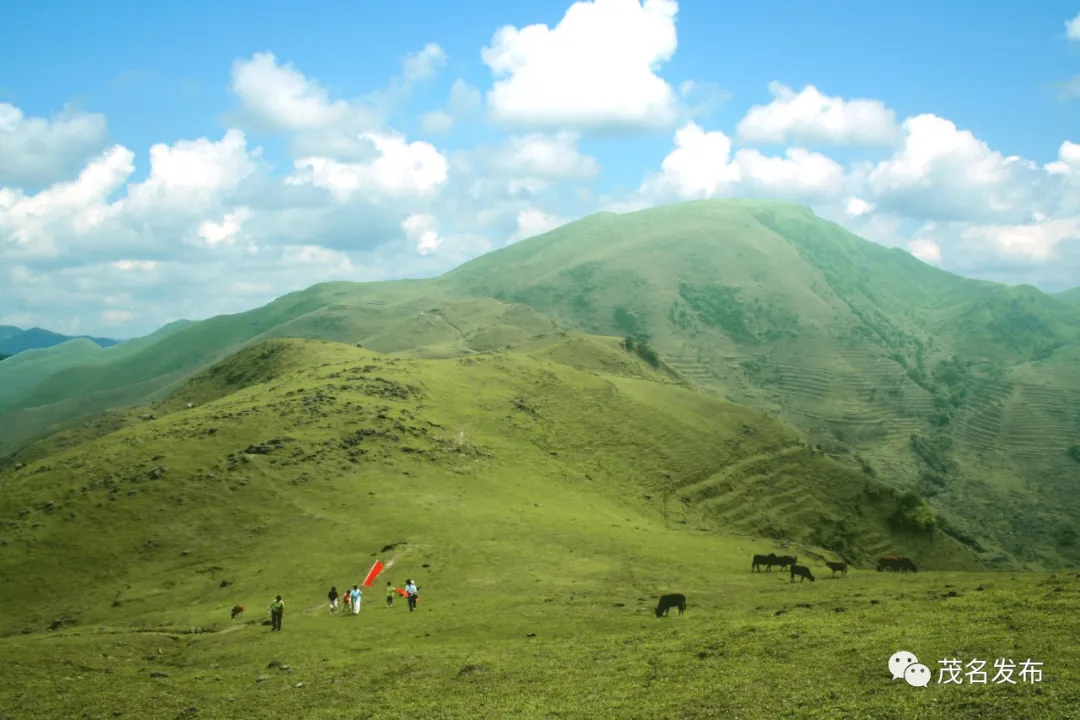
[{"x1": 0, "y1": 326, "x2": 121, "y2": 356}]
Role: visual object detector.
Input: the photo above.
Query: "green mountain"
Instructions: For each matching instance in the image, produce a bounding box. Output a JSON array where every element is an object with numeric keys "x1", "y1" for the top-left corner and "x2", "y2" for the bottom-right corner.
[
  {"x1": 0, "y1": 325, "x2": 121, "y2": 356},
  {"x1": 1058, "y1": 287, "x2": 1080, "y2": 305},
  {"x1": 2, "y1": 199, "x2": 1079, "y2": 571}
]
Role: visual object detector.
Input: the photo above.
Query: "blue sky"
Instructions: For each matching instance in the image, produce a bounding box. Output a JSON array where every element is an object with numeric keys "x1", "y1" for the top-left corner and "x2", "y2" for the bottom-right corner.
[{"x1": 1, "y1": 0, "x2": 1079, "y2": 337}]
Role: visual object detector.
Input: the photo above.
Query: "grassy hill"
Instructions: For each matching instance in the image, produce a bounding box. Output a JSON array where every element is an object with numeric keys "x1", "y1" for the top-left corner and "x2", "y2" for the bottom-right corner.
[
  {"x1": 439, "y1": 200, "x2": 1080, "y2": 568},
  {"x1": 0, "y1": 325, "x2": 121, "y2": 355},
  {"x1": 2, "y1": 199, "x2": 1079, "y2": 572},
  {"x1": 0, "y1": 337, "x2": 1076, "y2": 719}
]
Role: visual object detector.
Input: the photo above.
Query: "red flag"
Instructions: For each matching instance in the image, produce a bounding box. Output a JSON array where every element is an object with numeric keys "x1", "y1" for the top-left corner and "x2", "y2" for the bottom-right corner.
[{"x1": 363, "y1": 560, "x2": 384, "y2": 587}]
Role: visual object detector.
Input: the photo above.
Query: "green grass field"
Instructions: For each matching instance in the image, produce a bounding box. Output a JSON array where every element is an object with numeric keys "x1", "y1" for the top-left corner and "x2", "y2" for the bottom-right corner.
[{"x1": 1, "y1": 337, "x2": 1076, "y2": 718}]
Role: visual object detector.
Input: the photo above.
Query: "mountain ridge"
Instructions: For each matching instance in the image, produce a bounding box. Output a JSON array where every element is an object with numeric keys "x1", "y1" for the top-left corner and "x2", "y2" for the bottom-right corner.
[{"x1": 2, "y1": 199, "x2": 1078, "y2": 569}]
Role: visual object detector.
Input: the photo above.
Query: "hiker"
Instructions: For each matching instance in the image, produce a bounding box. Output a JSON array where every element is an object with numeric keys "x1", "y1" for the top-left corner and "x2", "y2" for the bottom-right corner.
[
  {"x1": 267, "y1": 595, "x2": 284, "y2": 631},
  {"x1": 386, "y1": 581, "x2": 395, "y2": 608},
  {"x1": 328, "y1": 586, "x2": 339, "y2": 613},
  {"x1": 351, "y1": 585, "x2": 362, "y2": 614},
  {"x1": 405, "y1": 579, "x2": 418, "y2": 612}
]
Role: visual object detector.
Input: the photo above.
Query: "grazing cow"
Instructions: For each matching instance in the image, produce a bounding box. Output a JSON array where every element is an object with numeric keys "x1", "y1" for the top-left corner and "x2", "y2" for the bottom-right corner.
[
  {"x1": 825, "y1": 561, "x2": 848, "y2": 577},
  {"x1": 230, "y1": 604, "x2": 246, "y2": 619},
  {"x1": 752, "y1": 553, "x2": 779, "y2": 572},
  {"x1": 877, "y1": 556, "x2": 900, "y2": 572},
  {"x1": 790, "y1": 565, "x2": 815, "y2": 583},
  {"x1": 774, "y1": 555, "x2": 798, "y2": 571},
  {"x1": 655, "y1": 593, "x2": 687, "y2": 617},
  {"x1": 877, "y1": 556, "x2": 917, "y2": 573}
]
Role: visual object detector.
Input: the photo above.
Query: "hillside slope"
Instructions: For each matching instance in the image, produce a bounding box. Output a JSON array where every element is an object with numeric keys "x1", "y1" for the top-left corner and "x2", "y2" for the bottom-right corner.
[
  {"x1": 0, "y1": 337, "x2": 978, "y2": 635},
  {"x1": 0, "y1": 292, "x2": 552, "y2": 454},
  {"x1": 0, "y1": 325, "x2": 121, "y2": 355},
  {"x1": 440, "y1": 199, "x2": 1080, "y2": 568}
]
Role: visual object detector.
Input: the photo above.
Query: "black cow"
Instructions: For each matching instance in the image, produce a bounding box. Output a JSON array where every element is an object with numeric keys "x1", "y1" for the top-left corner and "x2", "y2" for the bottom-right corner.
[
  {"x1": 790, "y1": 565, "x2": 815, "y2": 583},
  {"x1": 655, "y1": 593, "x2": 687, "y2": 617},
  {"x1": 825, "y1": 561, "x2": 848, "y2": 577},
  {"x1": 774, "y1": 555, "x2": 798, "y2": 571},
  {"x1": 752, "y1": 553, "x2": 778, "y2": 572},
  {"x1": 878, "y1": 556, "x2": 917, "y2": 573}
]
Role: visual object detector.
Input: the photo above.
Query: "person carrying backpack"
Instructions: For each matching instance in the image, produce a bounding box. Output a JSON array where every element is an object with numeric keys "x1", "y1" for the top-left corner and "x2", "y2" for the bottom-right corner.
[
  {"x1": 267, "y1": 595, "x2": 285, "y2": 631},
  {"x1": 405, "y1": 579, "x2": 418, "y2": 612}
]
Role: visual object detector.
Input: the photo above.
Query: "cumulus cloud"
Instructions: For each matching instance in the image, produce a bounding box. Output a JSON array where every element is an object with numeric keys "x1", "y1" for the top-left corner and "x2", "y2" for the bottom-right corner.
[
  {"x1": 494, "y1": 132, "x2": 599, "y2": 179},
  {"x1": 1068, "y1": 12, "x2": 1080, "y2": 41},
  {"x1": 286, "y1": 131, "x2": 449, "y2": 201},
  {"x1": 637, "y1": 122, "x2": 845, "y2": 202},
  {"x1": 736, "y1": 82, "x2": 899, "y2": 146},
  {"x1": 866, "y1": 114, "x2": 1039, "y2": 223},
  {"x1": 230, "y1": 52, "x2": 354, "y2": 132},
  {"x1": 0, "y1": 103, "x2": 110, "y2": 188},
  {"x1": 482, "y1": 0, "x2": 680, "y2": 130},
  {"x1": 402, "y1": 213, "x2": 442, "y2": 254}
]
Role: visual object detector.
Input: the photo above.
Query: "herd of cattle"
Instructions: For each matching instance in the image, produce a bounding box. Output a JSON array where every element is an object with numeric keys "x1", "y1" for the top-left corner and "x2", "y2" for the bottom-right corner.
[{"x1": 654, "y1": 553, "x2": 920, "y2": 616}]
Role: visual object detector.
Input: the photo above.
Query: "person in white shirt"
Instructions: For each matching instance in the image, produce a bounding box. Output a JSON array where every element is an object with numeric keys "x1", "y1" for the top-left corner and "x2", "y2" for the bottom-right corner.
[
  {"x1": 404, "y1": 580, "x2": 418, "y2": 612},
  {"x1": 351, "y1": 585, "x2": 362, "y2": 614}
]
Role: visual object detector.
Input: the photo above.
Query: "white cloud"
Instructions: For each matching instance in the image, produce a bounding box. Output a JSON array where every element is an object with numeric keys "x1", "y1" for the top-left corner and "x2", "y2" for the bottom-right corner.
[
  {"x1": 495, "y1": 132, "x2": 599, "y2": 179},
  {"x1": 482, "y1": 0, "x2": 680, "y2": 130},
  {"x1": 638, "y1": 122, "x2": 845, "y2": 202},
  {"x1": 640, "y1": 122, "x2": 740, "y2": 199},
  {"x1": 230, "y1": 52, "x2": 352, "y2": 131},
  {"x1": 125, "y1": 129, "x2": 257, "y2": 211},
  {"x1": 846, "y1": 197, "x2": 874, "y2": 216},
  {"x1": 402, "y1": 43, "x2": 447, "y2": 81},
  {"x1": 907, "y1": 238, "x2": 942, "y2": 264},
  {"x1": 402, "y1": 213, "x2": 442, "y2": 254},
  {"x1": 0, "y1": 103, "x2": 110, "y2": 188},
  {"x1": 511, "y1": 208, "x2": 566, "y2": 242},
  {"x1": 0, "y1": 145, "x2": 135, "y2": 257},
  {"x1": 198, "y1": 207, "x2": 253, "y2": 247},
  {"x1": 866, "y1": 114, "x2": 1038, "y2": 223},
  {"x1": 961, "y1": 217, "x2": 1080, "y2": 261},
  {"x1": 735, "y1": 147, "x2": 845, "y2": 199},
  {"x1": 737, "y1": 82, "x2": 899, "y2": 146},
  {"x1": 1067, "y1": 12, "x2": 1080, "y2": 41},
  {"x1": 287, "y1": 131, "x2": 448, "y2": 201},
  {"x1": 1046, "y1": 141, "x2": 1080, "y2": 175}
]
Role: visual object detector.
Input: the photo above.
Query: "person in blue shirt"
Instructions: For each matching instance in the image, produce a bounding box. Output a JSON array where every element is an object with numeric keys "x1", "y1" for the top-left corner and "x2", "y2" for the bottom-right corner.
[{"x1": 350, "y1": 585, "x2": 362, "y2": 614}]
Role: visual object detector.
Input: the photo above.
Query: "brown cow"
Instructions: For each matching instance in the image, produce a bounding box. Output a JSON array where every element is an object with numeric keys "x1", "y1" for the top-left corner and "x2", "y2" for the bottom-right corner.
[{"x1": 230, "y1": 604, "x2": 246, "y2": 619}]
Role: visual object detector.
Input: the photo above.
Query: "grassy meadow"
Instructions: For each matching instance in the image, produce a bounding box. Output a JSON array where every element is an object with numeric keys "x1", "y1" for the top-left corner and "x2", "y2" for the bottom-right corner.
[{"x1": 1, "y1": 336, "x2": 1077, "y2": 718}]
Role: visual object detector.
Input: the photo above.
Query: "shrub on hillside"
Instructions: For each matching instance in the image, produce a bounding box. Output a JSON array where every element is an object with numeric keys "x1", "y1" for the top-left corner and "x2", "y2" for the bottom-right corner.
[
  {"x1": 621, "y1": 336, "x2": 660, "y2": 368},
  {"x1": 889, "y1": 492, "x2": 937, "y2": 534},
  {"x1": 1067, "y1": 445, "x2": 1080, "y2": 464}
]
